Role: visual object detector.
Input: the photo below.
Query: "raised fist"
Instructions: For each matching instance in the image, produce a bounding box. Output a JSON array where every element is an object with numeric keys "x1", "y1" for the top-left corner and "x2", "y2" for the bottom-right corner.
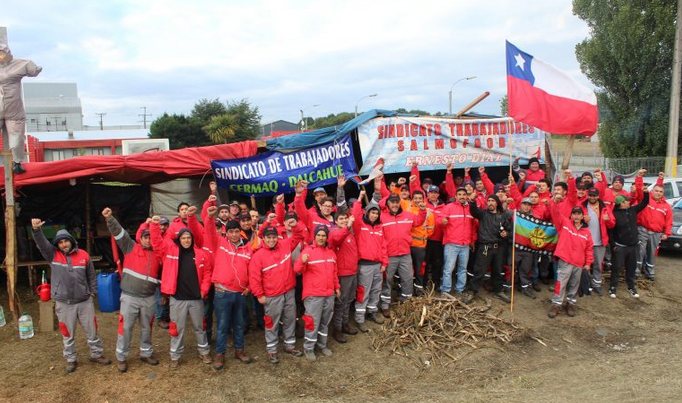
[
  {"x1": 267, "y1": 213, "x2": 276, "y2": 223},
  {"x1": 151, "y1": 216, "x2": 161, "y2": 224},
  {"x1": 446, "y1": 162, "x2": 453, "y2": 172},
  {"x1": 564, "y1": 169, "x2": 572, "y2": 177},
  {"x1": 31, "y1": 218, "x2": 45, "y2": 230},
  {"x1": 397, "y1": 177, "x2": 406, "y2": 186},
  {"x1": 207, "y1": 206, "x2": 217, "y2": 217},
  {"x1": 464, "y1": 167, "x2": 471, "y2": 174},
  {"x1": 409, "y1": 175, "x2": 417, "y2": 183},
  {"x1": 187, "y1": 206, "x2": 197, "y2": 216},
  {"x1": 638, "y1": 168, "x2": 647, "y2": 177},
  {"x1": 208, "y1": 195, "x2": 217, "y2": 203},
  {"x1": 276, "y1": 194, "x2": 284, "y2": 204},
  {"x1": 209, "y1": 181, "x2": 217, "y2": 193},
  {"x1": 101, "y1": 207, "x2": 112, "y2": 219},
  {"x1": 478, "y1": 166, "x2": 485, "y2": 174}
]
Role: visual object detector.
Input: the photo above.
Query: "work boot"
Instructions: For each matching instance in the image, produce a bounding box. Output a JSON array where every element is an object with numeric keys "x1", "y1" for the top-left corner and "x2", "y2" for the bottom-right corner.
[
  {"x1": 304, "y1": 349, "x2": 316, "y2": 362},
  {"x1": 381, "y1": 309, "x2": 391, "y2": 319},
  {"x1": 522, "y1": 287, "x2": 537, "y2": 299},
  {"x1": 493, "y1": 291, "x2": 511, "y2": 303},
  {"x1": 547, "y1": 305, "x2": 562, "y2": 319},
  {"x1": 317, "y1": 347, "x2": 333, "y2": 357},
  {"x1": 117, "y1": 360, "x2": 128, "y2": 373},
  {"x1": 170, "y1": 359, "x2": 179, "y2": 370},
  {"x1": 462, "y1": 290, "x2": 475, "y2": 304},
  {"x1": 356, "y1": 321, "x2": 368, "y2": 333},
  {"x1": 212, "y1": 353, "x2": 225, "y2": 371},
  {"x1": 332, "y1": 328, "x2": 347, "y2": 344},
  {"x1": 12, "y1": 162, "x2": 25, "y2": 175},
  {"x1": 90, "y1": 356, "x2": 112, "y2": 365},
  {"x1": 283, "y1": 347, "x2": 303, "y2": 357},
  {"x1": 342, "y1": 323, "x2": 358, "y2": 335},
  {"x1": 532, "y1": 283, "x2": 542, "y2": 292},
  {"x1": 157, "y1": 319, "x2": 169, "y2": 330},
  {"x1": 65, "y1": 361, "x2": 78, "y2": 373},
  {"x1": 200, "y1": 354, "x2": 212, "y2": 364},
  {"x1": 367, "y1": 312, "x2": 384, "y2": 324},
  {"x1": 566, "y1": 304, "x2": 577, "y2": 317},
  {"x1": 268, "y1": 353, "x2": 279, "y2": 364},
  {"x1": 234, "y1": 349, "x2": 253, "y2": 364},
  {"x1": 140, "y1": 356, "x2": 159, "y2": 366}
]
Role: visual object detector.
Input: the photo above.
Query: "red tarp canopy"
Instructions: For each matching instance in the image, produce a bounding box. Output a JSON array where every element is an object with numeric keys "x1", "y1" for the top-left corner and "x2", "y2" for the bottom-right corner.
[{"x1": 2, "y1": 141, "x2": 259, "y2": 189}]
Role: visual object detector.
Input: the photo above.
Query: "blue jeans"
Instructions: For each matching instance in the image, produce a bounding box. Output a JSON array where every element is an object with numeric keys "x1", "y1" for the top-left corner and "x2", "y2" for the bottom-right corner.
[
  {"x1": 441, "y1": 244, "x2": 470, "y2": 293},
  {"x1": 155, "y1": 288, "x2": 169, "y2": 321},
  {"x1": 213, "y1": 291, "x2": 246, "y2": 354}
]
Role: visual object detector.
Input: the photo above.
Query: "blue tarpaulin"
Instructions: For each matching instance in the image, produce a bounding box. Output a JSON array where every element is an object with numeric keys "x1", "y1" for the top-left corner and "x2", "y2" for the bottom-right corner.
[{"x1": 264, "y1": 109, "x2": 413, "y2": 151}]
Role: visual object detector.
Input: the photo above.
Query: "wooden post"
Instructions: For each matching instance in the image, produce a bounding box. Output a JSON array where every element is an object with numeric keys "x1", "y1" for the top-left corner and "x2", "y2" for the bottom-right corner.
[
  {"x1": 2, "y1": 138, "x2": 20, "y2": 322},
  {"x1": 560, "y1": 135, "x2": 576, "y2": 171},
  {"x1": 454, "y1": 92, "x2": 490, "y2": 118}
]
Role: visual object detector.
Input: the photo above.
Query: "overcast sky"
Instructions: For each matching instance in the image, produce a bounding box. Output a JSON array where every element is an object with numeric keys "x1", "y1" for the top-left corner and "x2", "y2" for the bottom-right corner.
[{"x1": 3, "y1": 0, "x2": 591, "y2": 127}]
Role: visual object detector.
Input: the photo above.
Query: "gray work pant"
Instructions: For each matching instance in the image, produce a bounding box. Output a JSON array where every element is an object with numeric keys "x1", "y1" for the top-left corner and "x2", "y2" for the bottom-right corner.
[
  {"x1": 551, "y1": 259, "x2": 582, "y2": 306},
  {"x1": 302, "y1": 295, "x2": 334, "y2": 351},
  {"x1": 590, "y1": 245, "x2": 606, "y2": 288},
  {"x1": 636, "y1": 226, "x2": 663, "y2": 278},
  {"x1": 116, "y1": 293, "x2": 156, "y2": 362},
  {"x1": 55, "y1": 297, "x2": 105, "y2": 363},
  {"x1": 263, "y1": 288, "x2": 297, "y2": 354},
  {"x1": 354, "y1": 261, "x2": 383, "y2": 324},
  {"x1": 0, "y1": 118, "x2": 26, "y2": 162},
  {"x1": 169, "y1": 297, "x2": 210, "y2": 361},
  {"x1": 380, "y1": 254, "x2": 413, "y2": 310},
  {"x1": 515, "y1": 249, "x2": 534, "y2": 288},
  {"x1": 333, "y1": 274, "x2": 357, "y2": 330}
]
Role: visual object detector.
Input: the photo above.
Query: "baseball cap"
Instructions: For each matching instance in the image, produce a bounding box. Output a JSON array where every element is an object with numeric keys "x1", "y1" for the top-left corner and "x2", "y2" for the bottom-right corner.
[
  {"x1": 387, "y1": 194, "x2": 401, "y2": 202},
  {"x1": 571, "y1": 206, "x2": 584, "y2": 215},
  {"x1": 313, "y1": 187, "x2": 326, "y2": 194},
  {"x1": 427, "y1": 185, "x2": 439, "y2": 193},
  {"x1": 284, "y1": 211, "x2": 298, "y2": 221},
  {"x1": 159, "y1": 217, "x2": 170, "y2": 225},
  {"x1": 615, "y1": 195, "x2": 631, "y2": 205},
  {"x1": 494, "y1": 184, "x2": 505, "y2": 193},
  {"x1": 217, "y1": 204, "x2": 230, "y2": 212},
  {"x1": 140, "y1": 229, "x2": 150, "y2": 237},
  {"x1": 521, "y1": 197, "x2": 532, "y2": 204},
  {"x1": 229, "y1": 200, "x2": 240, "y2": 207},
  {"x1": 225, "y1": 220, "x2": 240, "y2": 230},
  {"x1": 587, "y1": 188, "x2": 600, "y2": 197},
  {"x1": 613, "y1": 175, "x2": 625, "y2": 184},
  {"x1": 262, "y1": 225, "x2": 278, "y2": 237},
  {"x1": 238, "y1": 212, "x2": 251, "y2": 221}
]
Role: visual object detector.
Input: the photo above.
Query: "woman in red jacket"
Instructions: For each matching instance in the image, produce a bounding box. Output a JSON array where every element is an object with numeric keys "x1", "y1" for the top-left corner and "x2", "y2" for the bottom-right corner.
[
  {"x1": 328, "y1": 208, "x2": 358, "y2": 343},
  {"x1": 294, "y1": 225, "x2": 341, "y2": 362}
]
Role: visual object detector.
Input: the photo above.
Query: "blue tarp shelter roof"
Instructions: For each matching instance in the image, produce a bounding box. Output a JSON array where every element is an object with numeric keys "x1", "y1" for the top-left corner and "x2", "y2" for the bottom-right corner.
[{"x1": 265, "y1": 109, "x2": 415, "y2": 151}]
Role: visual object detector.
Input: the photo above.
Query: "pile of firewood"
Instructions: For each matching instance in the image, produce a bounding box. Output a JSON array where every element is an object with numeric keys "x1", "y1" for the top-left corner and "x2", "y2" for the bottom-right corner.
[{"x1": 370, "y1": 289, "x2": 524, "y2": 368}]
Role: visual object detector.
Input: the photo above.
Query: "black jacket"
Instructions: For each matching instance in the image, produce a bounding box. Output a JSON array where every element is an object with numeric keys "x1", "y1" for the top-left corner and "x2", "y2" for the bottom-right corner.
[
  {"x1": 612, "y1": 192, "x2": 649, "y2": 246},
  {"x1": 469, "y1": 201, "x2": 513, "y2": 244}
]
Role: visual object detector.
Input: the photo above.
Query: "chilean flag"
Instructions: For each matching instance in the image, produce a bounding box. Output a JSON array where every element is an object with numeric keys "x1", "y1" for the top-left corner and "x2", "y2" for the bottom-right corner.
[{"x1": 506, "y1": 41, "x2": 598, "y2": 136}]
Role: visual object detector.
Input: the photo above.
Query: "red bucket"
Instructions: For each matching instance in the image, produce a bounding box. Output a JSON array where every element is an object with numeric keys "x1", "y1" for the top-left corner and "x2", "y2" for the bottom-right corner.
[{"x1": 36, "y1": 283, "x2": 51, "y2": 302}]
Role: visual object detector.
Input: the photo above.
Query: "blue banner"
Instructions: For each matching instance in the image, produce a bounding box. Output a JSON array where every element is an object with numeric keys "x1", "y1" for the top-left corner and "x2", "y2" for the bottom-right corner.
[{"x1": 212, "y1": 135, "x2": 357, "y2": 196}]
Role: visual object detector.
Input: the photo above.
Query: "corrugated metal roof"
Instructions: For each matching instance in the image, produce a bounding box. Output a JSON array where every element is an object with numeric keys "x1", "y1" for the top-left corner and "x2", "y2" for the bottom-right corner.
[{"x1": 30, "y1": 129, "x2": 150, "y2": 142}]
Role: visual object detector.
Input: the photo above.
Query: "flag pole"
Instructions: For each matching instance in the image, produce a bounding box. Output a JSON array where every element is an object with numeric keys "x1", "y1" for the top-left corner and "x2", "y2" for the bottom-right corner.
[
  {"x1": 509, "y1": 119, "x2": 514, "y2": 177},
  {"x1": 510, "y1": 212, "x2": 517, "y2": 313}
]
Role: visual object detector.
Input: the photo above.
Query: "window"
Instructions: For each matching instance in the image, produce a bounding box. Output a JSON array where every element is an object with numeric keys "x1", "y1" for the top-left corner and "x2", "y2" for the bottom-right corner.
[
  {"x1": 663, "y1": 182, "x2": 674, "y2": 200},
  {"x1": 676, "y1": 180, "x2": 682, "y2": 198}
]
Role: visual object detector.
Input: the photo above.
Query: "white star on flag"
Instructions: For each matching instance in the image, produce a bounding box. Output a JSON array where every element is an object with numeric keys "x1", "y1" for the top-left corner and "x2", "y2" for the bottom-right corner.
[{"x1": 514, "y1": 53, "x2": 525, "y2": 71}]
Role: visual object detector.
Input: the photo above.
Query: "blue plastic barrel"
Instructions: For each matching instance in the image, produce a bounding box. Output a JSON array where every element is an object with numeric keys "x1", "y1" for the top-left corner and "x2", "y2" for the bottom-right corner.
[{"x1": 97, "y1": 272, "x2": 121, "y2": 312}]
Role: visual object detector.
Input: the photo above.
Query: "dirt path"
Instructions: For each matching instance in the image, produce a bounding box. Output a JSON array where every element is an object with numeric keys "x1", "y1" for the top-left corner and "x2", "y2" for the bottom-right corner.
[{"x1": 1, "y1": 253, "x2": 680, "y2": 403}]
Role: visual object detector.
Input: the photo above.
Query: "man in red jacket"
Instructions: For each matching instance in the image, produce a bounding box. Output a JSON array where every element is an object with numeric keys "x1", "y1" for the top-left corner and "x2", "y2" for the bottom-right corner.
[
  {"x1": 249, "y1": 219, "x2": 305, "y2": 364},
  {"x1": 634, "y1": 172, "x2": 673, "y2": 281},
  {"x1": 294, "y1": 225, "x2": 341, "y2": 362},
  {"x1": 328, "y1": 209, "x2": 358, "y2": 343},
  {"x1": 378, "y1": 191, "x2": 426, "y2": 317},
  {"x1": 150, "y1": 208, "x2": 212, "y2": 370},
  {"x1": 203, "y1": 207, "x2": 253, "y2": 370},
  {"x1": 352, "y1": 189, "x2": 388, "y2": 332},
  {"x1": 103, "y1": 208, "x2": 162, "y2": 373},
  {"x1": 580, "y1": 188, "x2": 615, "y2": 296},
  {"x1": 548, "y1": 206, "x2": 595, "y2": 318},
  {"x1": 439, "y1": 187, "x2": 476, "y2": 296}
]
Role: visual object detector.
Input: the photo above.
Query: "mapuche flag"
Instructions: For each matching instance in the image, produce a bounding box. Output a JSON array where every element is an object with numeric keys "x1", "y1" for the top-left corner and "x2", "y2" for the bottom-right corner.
[
  {"x1": 514, "y1": 212, "x2": 558, "y2": 255},
  {"x1": 505, "y1": 40, "x2": 598, "y2": 136}
]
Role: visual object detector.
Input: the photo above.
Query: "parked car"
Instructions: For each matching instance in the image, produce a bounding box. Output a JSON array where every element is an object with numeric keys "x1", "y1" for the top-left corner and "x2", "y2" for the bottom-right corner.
[
  {"x1": 621, "y1": 176, "x2": 682, "y2": 206},
  {"x1": 660, "y1": 198, "x2": 682, "y2": 251}
]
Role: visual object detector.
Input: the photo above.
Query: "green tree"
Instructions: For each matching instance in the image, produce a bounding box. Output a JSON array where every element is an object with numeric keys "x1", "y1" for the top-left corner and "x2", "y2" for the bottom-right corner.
[
  {"x1": 311, "y1": 112, "x2": 356, "y2": 129},
  {"x1": 573, "y1": 0, "x2": 678, "y2": 157},
  {"x1": 203, "y1": 114, "x2": 238, "y2": 144},
  {"x1": 225, "y1": 99, "x2": 262, "y2": 140},
  {"x1": 191, "y1": 98, "x2": 228, "y2": 124},
  {"x1": 149, "y1": 113, "x2": 211, "y2": 149},
  {"x1": 500, "y1": 95, "x2": 508, "y2": 117}
]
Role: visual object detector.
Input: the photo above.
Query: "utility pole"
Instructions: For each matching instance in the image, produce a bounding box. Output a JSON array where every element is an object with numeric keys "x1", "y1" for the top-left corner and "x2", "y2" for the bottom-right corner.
[
  {"x1": 138, "y1": 106, "x2": 152, "y2": 129},
  {"x1": 95, "y1": 112, "x2": 106, "y2": 130},
  {"x1": 666, "y1": 0, "x2": 682, "y2": 177}
]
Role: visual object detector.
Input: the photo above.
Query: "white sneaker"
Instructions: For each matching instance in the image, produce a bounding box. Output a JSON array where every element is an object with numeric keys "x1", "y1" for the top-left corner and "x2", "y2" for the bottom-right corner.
[{"x1": 628, "y1": 288, "x2": 640, "y2": 298}]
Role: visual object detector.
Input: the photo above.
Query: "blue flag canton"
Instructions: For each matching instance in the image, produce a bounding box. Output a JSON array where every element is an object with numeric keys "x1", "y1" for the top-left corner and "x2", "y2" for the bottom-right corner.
[{"x1": 506, "y1": 41, "x2": 535, "y2": 85}]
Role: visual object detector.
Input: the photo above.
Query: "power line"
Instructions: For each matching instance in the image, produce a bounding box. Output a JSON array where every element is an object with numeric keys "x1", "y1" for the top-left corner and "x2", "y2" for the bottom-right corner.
[
  {"x1": 95, "y1": 112, "x2": 106, "y2": 130},
  {"x1": 138, "y1": 106, "x2": 152, "y2": 129}
]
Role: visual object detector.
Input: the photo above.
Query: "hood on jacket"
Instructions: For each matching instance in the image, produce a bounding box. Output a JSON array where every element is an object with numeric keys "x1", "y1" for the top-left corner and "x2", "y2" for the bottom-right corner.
[
  {"x1": 51, "y1": 229, "x2": 78, "y2": 253},
  {"x1": 174, "y1": 228, "x2": 194, "y2": 249},
  {"x1": 363, "y1": 205, "x2": 381, "y2": 226}
]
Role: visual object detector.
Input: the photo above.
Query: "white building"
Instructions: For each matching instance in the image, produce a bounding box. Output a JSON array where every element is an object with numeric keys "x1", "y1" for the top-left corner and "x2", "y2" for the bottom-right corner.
[{"x1": 23, "y1": 82, "x2": 84, "y2": 132}]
